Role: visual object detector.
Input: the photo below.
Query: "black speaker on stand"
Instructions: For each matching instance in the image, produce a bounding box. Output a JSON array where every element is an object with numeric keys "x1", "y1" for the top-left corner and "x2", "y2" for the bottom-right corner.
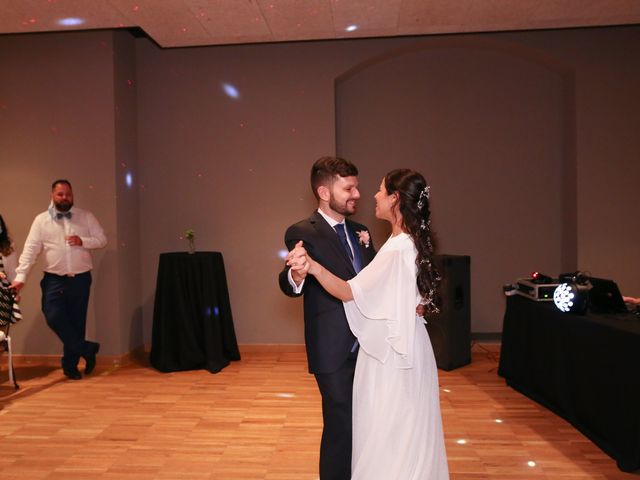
[{"x1": 425, "y1": 255, "x2": 471, "y2": 371}]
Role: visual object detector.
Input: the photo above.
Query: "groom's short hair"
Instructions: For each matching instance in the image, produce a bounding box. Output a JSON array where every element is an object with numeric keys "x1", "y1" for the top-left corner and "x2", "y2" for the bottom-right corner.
[{"x1": 310, "y1": 156, "x2": 358, "y2": 200}]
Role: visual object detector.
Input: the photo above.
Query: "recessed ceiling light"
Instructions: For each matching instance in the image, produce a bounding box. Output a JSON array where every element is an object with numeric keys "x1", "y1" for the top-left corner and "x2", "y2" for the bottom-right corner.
[{"x1": 345, "y1": 25, "x2": 358, "y2": 32}]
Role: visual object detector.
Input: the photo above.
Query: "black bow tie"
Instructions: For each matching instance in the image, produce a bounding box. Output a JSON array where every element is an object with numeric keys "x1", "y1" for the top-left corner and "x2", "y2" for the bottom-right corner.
[{"x1": 56, "y1": 212, "x2": 72, "y2": 220}]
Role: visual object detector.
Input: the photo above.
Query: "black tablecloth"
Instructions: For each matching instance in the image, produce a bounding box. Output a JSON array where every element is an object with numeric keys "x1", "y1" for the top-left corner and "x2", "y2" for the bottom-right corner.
[
  {"x1": 150, "y1": 252, "x2": 240, "y2": 373},
  {"x1": 498, "y1": 295, "x2": 640, "y2": 472}
]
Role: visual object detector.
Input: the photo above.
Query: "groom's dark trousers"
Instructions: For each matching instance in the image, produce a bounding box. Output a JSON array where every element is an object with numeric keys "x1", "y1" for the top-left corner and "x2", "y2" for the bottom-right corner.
[{"x1": 315, "y1": 352, "x2": 358, "y2": 479}]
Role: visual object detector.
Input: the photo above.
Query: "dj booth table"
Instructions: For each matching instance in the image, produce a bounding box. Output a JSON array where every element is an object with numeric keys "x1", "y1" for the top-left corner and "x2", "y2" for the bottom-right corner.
[
  {"x1": 498, "y1": 295, "x2": 640, "y2": 472},
  {"x1": 150, "y1": 252, "x2": 240, "y2": 373}
]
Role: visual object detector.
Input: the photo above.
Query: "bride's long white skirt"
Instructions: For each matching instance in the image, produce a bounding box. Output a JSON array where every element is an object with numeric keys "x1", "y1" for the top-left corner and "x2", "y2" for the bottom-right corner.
[{"x1": 351, "y1": 322, "x2": 449, "y2": 479}]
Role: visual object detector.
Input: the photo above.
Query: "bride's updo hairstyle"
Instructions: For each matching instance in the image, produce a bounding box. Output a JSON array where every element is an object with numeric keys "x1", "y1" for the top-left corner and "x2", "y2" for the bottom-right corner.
[{"x1": 384, "y1": 169, "x2": 440, "y2": 314}]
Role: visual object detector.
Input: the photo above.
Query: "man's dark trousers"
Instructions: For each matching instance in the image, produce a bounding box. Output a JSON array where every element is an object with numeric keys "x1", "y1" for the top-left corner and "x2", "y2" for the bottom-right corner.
[
  {"x1": 315, "y1": 351, "x2": 357, "y2": 480},
  {"x1": 40, "y1": 271, "x2": 92, "y2": 371}
]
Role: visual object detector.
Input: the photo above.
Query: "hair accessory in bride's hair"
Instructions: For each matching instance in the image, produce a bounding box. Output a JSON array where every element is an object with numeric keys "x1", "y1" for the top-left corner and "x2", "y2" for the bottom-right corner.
[
  {"x1": 416, "y1": 185, "x2": 430, "y2": 210},
  {"x1": 422, "y1": 290, "x2": 440, "y2": 315},
  {"x1": 421, "y1": 267, "x2": 442, "y2": 314},
  {"x1": 420, "y1": 217, "x2": 432, "y2": 231}
]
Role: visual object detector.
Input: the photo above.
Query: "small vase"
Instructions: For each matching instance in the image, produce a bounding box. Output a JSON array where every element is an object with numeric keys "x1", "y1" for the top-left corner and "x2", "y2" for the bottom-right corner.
[{"x1": 188, "y1": 240, "x2": 195, "y2": 254}]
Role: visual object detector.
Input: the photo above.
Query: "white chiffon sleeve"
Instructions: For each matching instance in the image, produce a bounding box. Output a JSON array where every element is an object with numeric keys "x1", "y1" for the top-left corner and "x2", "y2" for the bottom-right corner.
[{"x1": 344, "y1": 246, "x2": 419, "y2": 368}]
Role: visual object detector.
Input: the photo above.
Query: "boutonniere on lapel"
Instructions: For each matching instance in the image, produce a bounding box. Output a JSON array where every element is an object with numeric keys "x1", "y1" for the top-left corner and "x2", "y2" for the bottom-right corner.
[{"x1": 356, "y1": 230, "x2": 370, "y2": 248}]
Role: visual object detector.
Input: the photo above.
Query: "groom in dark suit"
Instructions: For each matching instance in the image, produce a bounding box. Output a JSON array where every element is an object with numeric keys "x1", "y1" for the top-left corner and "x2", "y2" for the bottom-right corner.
[{"x1": 279, "y1": 156, "x2": 376, "y2": 480}]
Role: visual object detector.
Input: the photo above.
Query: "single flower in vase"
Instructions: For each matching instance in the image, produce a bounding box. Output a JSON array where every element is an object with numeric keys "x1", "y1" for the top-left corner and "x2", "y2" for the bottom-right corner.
[{"x1": 184, "y1": 229, "x2": 196, "y2": 254}]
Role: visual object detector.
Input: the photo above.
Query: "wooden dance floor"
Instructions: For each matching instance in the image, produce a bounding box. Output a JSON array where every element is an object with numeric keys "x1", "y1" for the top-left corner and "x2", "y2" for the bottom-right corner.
[{"x1": 0, "y1": 345, "x2": 635, "y2": 479}]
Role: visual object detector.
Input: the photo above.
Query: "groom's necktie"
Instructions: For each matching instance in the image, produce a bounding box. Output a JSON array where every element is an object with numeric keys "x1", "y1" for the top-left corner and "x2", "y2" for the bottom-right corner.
[
  {"x1": 335, "y1": 223, "x2": 360, "y2": 353},
  {"x1": 334, "y1": 223, "x2": 354, "y2": 262}
]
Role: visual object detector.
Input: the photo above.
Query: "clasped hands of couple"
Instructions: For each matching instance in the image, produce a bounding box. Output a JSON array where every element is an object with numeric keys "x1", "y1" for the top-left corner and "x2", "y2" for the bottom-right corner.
[{"x1": 286, "y1": 241, "x2": 316, "y2": 277}]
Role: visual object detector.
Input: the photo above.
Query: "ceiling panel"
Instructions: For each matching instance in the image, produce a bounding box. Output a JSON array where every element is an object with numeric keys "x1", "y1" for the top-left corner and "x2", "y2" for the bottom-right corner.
[
  {"x1": 398, "y1": 0, "x2": 640, "y2": 36},
  {"x1": 0, "y1": 0, "x2": 638, "y2": 48},
  {"x1": 109, "y1": 0, "x2": 211, "y2": 47},
  {"x1": 256, "y1": 0, "x2": 335, "y2": 42},
  {"x1": 185, "y1": 0, "x2": 272, "y2": 45},
  {"x1": 0, "y1": 0, "x2": 131, "y2": 34}
]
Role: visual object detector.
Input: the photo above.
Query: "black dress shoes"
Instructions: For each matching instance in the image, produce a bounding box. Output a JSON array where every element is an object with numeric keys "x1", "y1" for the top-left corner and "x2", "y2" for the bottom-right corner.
[
  {"x1": 63, "y1": 368, "x2": 82, "y2": 380},
  {"x1": 84, "y1": 341, "x2": 100, "y2": 375}
]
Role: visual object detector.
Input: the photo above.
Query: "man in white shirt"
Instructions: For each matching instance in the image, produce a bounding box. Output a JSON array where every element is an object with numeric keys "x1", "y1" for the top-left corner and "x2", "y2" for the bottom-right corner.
[{"x1": 11, "y1": 180, "x2": 107, "y2": 380}]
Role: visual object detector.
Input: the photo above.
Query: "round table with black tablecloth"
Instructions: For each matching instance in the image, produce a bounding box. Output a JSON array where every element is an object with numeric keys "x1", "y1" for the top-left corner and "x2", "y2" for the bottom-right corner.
[{"x1": 150, "y1": 252, "x2": 240, "y2": 373}]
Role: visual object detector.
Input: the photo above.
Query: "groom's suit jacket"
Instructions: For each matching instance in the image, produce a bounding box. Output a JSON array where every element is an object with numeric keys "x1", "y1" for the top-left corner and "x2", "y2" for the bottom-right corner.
[{"x1": 279, "y1": 211, "x2": 376, "y2": 374}]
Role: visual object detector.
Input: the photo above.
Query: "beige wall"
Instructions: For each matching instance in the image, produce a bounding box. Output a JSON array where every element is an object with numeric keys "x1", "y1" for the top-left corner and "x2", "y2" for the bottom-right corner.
[
  {"x1": 1, "y1": 25, "x2": 639, "y2": 353},
  {"x1": 112, "y1": 31, "x2": 143, "y2": 353},
  {"x1": 335, "y1": 37, "x2": 569, "y2": 332},
  {"x1": 499, "y1": 27, "x2": 640, "y2": 301},
  {"x1": 1, "y1": 31, "x2": 119, "y2": 354}
]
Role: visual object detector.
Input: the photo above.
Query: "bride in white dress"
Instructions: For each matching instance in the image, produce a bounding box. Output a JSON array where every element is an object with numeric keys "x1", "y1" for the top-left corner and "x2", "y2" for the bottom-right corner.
[{"x1": 288, "y1": 169, "x2": 449, "y2": 480}]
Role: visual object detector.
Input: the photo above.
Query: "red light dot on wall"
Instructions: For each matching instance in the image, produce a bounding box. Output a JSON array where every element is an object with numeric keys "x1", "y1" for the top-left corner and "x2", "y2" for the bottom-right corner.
[
  {"x1": 181, "y1": 27, "x2": 187, "y2": 33},
  {"x1": 127, "y1": 79, "x2": 135, "y2": 87},
  {"x1": 132, "y1": 5, "x2": 140, "y2": 12}
]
